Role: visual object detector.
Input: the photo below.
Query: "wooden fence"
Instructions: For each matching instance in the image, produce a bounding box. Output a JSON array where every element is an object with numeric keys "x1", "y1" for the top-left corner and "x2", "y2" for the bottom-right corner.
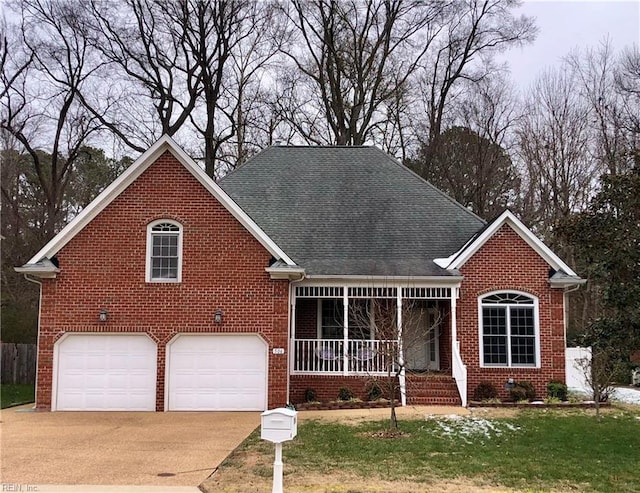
[{"x1": 1, "y1": 343, "x2": 37, "y2": 384}]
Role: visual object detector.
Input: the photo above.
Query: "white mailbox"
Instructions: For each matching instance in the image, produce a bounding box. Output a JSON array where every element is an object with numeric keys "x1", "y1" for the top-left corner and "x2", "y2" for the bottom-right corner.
[{"x1": 261, "y1": 407, "x2": 298, "y2": 443}]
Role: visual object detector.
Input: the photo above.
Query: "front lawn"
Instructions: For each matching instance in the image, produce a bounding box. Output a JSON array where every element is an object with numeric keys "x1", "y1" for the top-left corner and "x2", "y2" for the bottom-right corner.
[
  {"x1": 0, "y1": 384, "x2": 35, "y2": 409},
  {"x1": 204, "y1": 407, "x2": 640, "y2": 493}
]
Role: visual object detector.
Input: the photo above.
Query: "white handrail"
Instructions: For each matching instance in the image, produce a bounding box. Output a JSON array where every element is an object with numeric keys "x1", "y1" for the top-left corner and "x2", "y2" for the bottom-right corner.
[{"x1": 452, "y1": 340, "x2": 467, "y2": 407}]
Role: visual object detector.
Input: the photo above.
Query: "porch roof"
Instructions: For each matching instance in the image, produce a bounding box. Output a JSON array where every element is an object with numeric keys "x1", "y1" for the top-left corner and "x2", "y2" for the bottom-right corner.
[{"x1": 220, "y1": 146, "x2": 485, "y2": 277}]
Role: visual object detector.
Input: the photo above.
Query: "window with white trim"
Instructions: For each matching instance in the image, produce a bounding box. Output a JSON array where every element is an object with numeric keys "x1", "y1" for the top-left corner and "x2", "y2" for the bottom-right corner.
[
  {"x1": 146, "y1": 221, "x2": 182, "y2": 282},
  {"x1": 317, "y1": 299, "x2": 372, "y2": 340},
  {"x1": 480, "y1": 292, "x2": 538, "y2": 367}
]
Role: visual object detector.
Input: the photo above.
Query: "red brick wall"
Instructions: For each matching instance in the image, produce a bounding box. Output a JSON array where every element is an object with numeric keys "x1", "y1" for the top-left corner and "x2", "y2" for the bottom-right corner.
[
  {"x1": 458, "y1": 224, "x2": 566, "y2": 400},
  {"x1": 290, "y1": 374, "x2": 398, "y2": 403},
  {"x1": 36, "y1": 151, "x2": 289, "y2": 411},
  {"x1": 294, "y1": 299, "x2": 317, "y2": 338}
]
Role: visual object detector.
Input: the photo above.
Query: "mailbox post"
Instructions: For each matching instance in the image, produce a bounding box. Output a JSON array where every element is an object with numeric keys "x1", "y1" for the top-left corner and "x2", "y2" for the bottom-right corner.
[{"x1": 261, "y1": 408, "x2": 298, "y2": 493}]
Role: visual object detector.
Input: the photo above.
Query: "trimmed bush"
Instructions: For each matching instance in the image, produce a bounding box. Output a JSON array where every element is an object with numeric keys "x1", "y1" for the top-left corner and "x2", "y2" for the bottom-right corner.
[
  {"x1": 510, "y1": 380, "x2": 536, "y2": 402},
  {"x1": 547, "y1": 381, "x2": 568, "y2": 401},
  {"x1": 304, "y1": 388, "x2": 317, "y2": 403},
  {"x1": 338, "y1": 386, "x2": 354, "y2": 401},
  {"x1": 473, "y1": 381, "x2": 498, "y2": 401},
  {"x1": 366, "y1": 381, "x2": 383, "y2": 401}
]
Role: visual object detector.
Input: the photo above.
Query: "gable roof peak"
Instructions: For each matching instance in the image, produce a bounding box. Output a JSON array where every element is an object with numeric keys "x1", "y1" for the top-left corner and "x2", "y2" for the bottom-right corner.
[
  {"x1": 18, "y1": 134, "x2": 295, "y2": 272},
  {"x1": 435, "y1": 209, "x2": 581, "y2": 279}
]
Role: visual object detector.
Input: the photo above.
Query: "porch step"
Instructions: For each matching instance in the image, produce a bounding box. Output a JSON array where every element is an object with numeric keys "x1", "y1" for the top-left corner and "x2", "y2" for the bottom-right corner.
[{"x1": 405, "y1": 373, "x2": 462, "y2": 406}]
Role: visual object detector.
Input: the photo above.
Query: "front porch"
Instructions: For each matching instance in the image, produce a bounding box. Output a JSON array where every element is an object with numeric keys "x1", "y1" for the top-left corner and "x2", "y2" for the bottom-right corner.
[{"x1": 289, "y1": 284, "x2": 468, "y2": 406}]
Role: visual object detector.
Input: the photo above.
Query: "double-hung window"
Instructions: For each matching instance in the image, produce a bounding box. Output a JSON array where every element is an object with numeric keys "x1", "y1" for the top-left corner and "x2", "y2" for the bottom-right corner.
[
  {"x1": 480, "y1": 292, "x2": 538, "y2": 367},
  {"x1": 146, "y1": 220, "x2": 182, "y2": 282}
]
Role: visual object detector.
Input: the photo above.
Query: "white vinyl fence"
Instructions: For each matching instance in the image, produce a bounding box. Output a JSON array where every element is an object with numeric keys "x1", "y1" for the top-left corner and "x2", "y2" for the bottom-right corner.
[{"x1": 565, "y1": 346, "x2": 591, "y2": 393}]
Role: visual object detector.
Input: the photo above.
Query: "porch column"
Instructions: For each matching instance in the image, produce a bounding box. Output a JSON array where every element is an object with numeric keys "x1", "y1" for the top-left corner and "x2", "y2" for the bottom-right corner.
[
  {"x1": 289, "y1": 287, "x2": 297, "y2": 374},
  {"x1": 343, "y1": 286, "x2": 349, "y2": 376},
  {"x1": 451, "y1": 288, "x2": 458, "y2": 353},
  {"x1": 397, "y1": 289, "x2": 406, "y2": 406}
]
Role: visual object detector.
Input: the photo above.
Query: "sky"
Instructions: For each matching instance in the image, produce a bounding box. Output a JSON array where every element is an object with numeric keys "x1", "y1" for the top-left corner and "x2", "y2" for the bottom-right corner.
[{"x1": 499, "y1": 0, "x2": 640, "y2": 89}]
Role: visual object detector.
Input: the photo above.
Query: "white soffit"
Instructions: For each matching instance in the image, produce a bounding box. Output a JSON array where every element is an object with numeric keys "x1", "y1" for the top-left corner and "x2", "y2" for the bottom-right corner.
[{"x1": 25, "y1": 135, "x2": 295, "y2": 267}]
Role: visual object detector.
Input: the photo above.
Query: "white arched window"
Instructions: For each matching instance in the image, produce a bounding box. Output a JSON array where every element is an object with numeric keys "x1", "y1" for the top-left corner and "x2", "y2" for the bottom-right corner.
[
  {"x1": 479, "y1": 292, "x2": 540, "y2": 368},
  {"x1": 146, "y1": 220, "x2": 183, "y2": 282}
]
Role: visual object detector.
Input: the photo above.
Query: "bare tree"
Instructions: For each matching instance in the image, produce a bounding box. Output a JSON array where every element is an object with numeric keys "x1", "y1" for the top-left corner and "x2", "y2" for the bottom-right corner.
[
  {"x1": 409, "y1": 73, "x2": 522, "y2": 219},
  {"x1": 615, "y1": 44, "x2": 640, "y2": 147},
  {"x1": 349, "y1": 297, "x2": 443, "y2": 429},
  {"x1": 278, "y1": 0, "x2": 444, "y2": 146},
  {"x1": 516, "y1": 67, "x2": 597, "y2": 248},
  {"x1": 2, "y1": 0, "x2": 104, "y2": 240},
  {"x1": 575, "y1": 338, "x2": 626, "y2": 418},
  {"x1": 417, "y1": 0, "x2": 536, "y2": 167},
  {"x1": 80, "y1": 0, "x2": 201, "y2": 152},
  {"x1": 567, "y1": 40, "x2": 637, "y2": 175}
]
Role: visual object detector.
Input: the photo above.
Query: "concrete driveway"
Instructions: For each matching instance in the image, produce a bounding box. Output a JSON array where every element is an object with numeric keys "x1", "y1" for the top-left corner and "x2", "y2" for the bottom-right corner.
[{"x1": 0, "y1": 405, "x2": 260, "y2": 487}]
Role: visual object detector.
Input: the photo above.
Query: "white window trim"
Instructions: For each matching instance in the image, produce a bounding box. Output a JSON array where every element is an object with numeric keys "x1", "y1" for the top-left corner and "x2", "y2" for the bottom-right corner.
[
  {"x1": 146, "y1": 219, "x2": 183, "y2": 283},
  {"x1": 478, "y1": 290, "x2": 540, "y2": 369}
]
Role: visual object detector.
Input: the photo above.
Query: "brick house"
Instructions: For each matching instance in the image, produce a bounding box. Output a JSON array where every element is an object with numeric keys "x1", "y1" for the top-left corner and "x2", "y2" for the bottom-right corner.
[{"x1": 16, "y1": 136, "x2": 584, "y2": 411}]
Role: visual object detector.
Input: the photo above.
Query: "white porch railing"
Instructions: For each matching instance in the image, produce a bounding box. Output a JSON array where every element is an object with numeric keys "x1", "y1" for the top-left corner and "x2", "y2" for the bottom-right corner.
[
  {"x1": 293, "y1": 339, "x2": 398, "y2": 374},
  {"x1": 452, "y1": 341, "x2": 467, "y2": 407}
]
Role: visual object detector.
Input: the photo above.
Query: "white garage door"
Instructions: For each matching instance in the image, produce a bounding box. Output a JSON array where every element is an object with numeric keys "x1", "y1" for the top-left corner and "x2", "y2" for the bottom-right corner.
[
  {"x1": 54, "y1": 334, "x2": 157, "y2": 411},
  {"x1": 167, "y1": 334, "x2": 267, "y2": 411}
]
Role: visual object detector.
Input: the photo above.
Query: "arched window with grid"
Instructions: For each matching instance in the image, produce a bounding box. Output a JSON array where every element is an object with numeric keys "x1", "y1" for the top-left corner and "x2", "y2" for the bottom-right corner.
[{"x1": 146, "y1": 220, "x2": 183, "y2": 282}]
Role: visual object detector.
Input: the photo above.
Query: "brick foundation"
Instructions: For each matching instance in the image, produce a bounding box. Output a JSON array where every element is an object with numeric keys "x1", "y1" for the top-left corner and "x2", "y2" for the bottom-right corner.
[{"x1": 289, "y1": 374, "x2": 397, "y2": 403}]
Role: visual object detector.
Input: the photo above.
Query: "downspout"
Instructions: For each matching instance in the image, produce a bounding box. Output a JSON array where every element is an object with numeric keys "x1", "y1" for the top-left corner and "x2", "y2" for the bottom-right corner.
[{"x1": 22, "y1": 274, "x2": 42, "y2": 411}]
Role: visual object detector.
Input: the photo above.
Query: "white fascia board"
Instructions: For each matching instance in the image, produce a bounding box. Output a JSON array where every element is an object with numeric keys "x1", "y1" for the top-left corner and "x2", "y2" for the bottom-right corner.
[
  {"x1": 445, "y1": 210, "x2": 579, "y2": 277},
  {"x1": 265, "y1": 266, "x2": 305, "y2": 280},
  {"x1": 26, "y1": 135, "x2": 295, "y2": 266}
]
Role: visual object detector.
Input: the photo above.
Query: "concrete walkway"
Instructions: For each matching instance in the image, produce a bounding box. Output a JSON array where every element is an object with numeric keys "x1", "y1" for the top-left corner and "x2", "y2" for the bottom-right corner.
[
  {"x1": 0, "y1": 486, "x2": 201, "y2": 493},
  {"x1": 0, "y1": 405, "x2": 260, "y2": 487},
  {"x1": 299, "y1": 404, "x2": 470, "y2": 422}
]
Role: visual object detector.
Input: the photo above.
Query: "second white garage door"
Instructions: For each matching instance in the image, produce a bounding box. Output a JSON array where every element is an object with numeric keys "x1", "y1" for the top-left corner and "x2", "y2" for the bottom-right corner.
[{"x1": 166, "y1": 334, "x2": 268, "y2": 411}]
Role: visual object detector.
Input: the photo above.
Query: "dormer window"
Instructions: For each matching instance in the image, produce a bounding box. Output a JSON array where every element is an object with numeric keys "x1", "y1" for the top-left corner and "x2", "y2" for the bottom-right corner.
[{"x1": 146, "y1": 220, "x2": 182, "y2": 282}]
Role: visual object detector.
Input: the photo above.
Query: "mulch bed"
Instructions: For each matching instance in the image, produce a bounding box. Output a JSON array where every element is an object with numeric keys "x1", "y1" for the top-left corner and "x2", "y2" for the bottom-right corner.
[{"x1": 296, "y1": 399, "x2": 399, "y2": 411}]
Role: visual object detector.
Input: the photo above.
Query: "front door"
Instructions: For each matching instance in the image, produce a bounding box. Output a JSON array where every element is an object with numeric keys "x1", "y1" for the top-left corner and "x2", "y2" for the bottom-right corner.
[{"x1": 404, "y1": 306, "x2": 440, "y2": 371}]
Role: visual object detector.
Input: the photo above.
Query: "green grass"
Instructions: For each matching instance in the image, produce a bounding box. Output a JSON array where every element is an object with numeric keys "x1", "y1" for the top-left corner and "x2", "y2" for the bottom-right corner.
[
  {"x1": 0, "y1": 383, "x2": 35, "y2": 409},
  {"x1": 230, "y1": 408, "x2": 640, "y2": 493}
]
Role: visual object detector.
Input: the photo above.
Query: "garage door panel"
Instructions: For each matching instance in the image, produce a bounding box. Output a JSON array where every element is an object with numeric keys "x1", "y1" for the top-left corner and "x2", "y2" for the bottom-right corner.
[
  {"x1": 55, "y1": 335, "x2": 157, "y2": 411},
  {"x1": 167, "y1": 335, "x2": 267, "y2": 411}
]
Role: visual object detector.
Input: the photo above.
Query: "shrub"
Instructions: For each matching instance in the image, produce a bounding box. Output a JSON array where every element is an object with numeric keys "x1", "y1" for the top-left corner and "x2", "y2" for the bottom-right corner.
[
  {"x1": 473, "y1": 381, "x2": 498, "y2": 401},
  {"x1": 304, "y1": 388, "x2": 317, "y2": 403},
  {"x1": 366, "y1": 381, "x2": 383, "y2": 401},
  {"x1": 547, "y1": 381, "x2": 568, "y2": 401},
  {"x1": 338, "y1": 386, "x2": 354, "y2": 401},
  {"x1": 509, "y1": 386, "x2": 528, "y2": 402},
  {"x1": 510, "y1": 381, "x2": 536, "y2": 402}
]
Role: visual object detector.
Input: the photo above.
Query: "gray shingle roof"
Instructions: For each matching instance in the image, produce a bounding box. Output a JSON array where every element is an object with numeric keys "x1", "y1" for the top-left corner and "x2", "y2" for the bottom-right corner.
[{"x1": 218, "y1": 146, "x2": 485, "y2": 277}]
